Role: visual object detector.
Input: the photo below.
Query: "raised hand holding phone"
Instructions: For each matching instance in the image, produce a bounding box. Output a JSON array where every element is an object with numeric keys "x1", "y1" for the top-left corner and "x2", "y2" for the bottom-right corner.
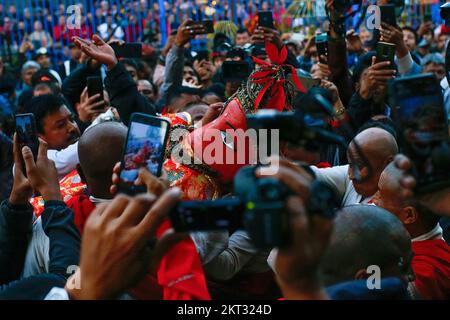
[
  {"x1": 174, "y1": 20, "x2": 207, "y2": 47},
  {"x1": 15, "y1": 113, "x2": 39, "y2": 175},
  {"x1": 376, "y1": 42, "x2": 396, "y2": 68},
  {"x1": 118, "y1": 113, "x2": 170, "y2": 195},
  {"x1": 22, "y1": 138, "x2": 61, "y2": 201},
  {"x1": 258, "y1": 11, "x2": 275, "y2": 29},
  {"x1": 9, "y1": 134, "x2": 33, "y2": 206},
  {"x1": 77, "y1": 87, "x2": 107, "y2": 124}
]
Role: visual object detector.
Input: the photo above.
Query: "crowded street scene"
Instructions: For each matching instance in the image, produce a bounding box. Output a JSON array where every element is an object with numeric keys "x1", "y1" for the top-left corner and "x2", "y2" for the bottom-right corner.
[{"x1": 0, "y1": 0, "x2": 449, "y2": 302}]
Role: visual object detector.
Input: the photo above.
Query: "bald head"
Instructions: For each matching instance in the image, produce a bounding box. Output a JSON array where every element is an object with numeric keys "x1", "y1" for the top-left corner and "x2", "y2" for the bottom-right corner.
[
  {"x1": 376, "y1": 162, "x2": 441, "y2": 237},
  {"x1": 347, "y1": 128, "x2": 399, "y2": 197},
  {"x1": 352, "y1": 127, "x2": 398, "y2": 161},
  {"x1": 78, "y1": 121, "x2": 127, "y2": 197},
  {"x1": 320, "y1": 205, "x2": 412, "y2": 286}
]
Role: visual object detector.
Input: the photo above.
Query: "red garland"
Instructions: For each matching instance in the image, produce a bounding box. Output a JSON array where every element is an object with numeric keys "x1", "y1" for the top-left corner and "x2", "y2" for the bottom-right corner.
[{"x1": 251, "y1": 42, "x2": 306, "y2": 112}]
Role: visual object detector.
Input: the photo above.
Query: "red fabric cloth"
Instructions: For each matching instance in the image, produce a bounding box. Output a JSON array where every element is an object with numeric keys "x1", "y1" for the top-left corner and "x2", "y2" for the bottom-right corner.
[
  {"x1": 156, "y1": 220, "x2": 211, "y2": 300},
  {"x1": 316, "y1": 162, "x2": 332, "y2": 168},
  {"x1": 31, "y1": 170, "x2": 86, "y2": 220},
  {"x1": 66, "y1": 194, "x2": 96, "y2": 235},
  {"x1": 412, "y1": 239, "x2": 450, "y2": 300}
]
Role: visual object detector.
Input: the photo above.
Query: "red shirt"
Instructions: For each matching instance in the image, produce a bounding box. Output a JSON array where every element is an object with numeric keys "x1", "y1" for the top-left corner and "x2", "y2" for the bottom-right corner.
[{"x1": 412, "y1": 239, "x2": 450, "y2": 300}]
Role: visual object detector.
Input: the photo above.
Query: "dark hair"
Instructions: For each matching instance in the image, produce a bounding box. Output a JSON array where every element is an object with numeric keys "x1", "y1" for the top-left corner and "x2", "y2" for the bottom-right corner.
[
  {"x1": 357, "y1": 116, "x2": 398, "y2": 141},
  {"x1": 24, "y1": 94, "x2": 67, "y2": 133},
  {"x1": 203, "y1": 82, "x2": 226, "y2": 101},
  {"x1": 121, "y1": 58, "x2": 138, "y2": 71},
  {"x1": 236, "y1": 28, "x2": 249, "y2": 35},
  {"x1": 183, "y1": 61, "x2": 201, "y2": 80},
  {"x1": 33, "y1": 82, "x2": 61, "y2": 96},
  {"x1": 352, "y1": 51, "x2": 376, "y2": 85},
  {"x1": 150, "y1": 80, "x2": 158, "y2": 97},
  {"x1": 402, "y1": 26, "x2": 419, "y2": 45}
]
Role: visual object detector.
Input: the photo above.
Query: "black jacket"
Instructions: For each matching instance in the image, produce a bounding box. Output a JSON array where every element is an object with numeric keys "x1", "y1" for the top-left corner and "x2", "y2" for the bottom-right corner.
[
  {"x1": 0, "y1": 133, "x2": 13, "y2": 203},
  {"x1": 0, "y1": 200, "x2": 81, "y2": 299},
  {"x1": 61, "y1": 62, "x2": 102, "y2": 111},
  {"x1": 0, "y1": 200, "x2": 33, "y2": 285},
  {"x1": 104, "y1": 62, "x2": 156, "y2": 125}
]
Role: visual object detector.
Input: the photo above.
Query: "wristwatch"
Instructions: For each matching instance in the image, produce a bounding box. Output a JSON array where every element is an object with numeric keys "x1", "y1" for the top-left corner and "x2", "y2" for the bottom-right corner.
[{"x1": 334, "y1": 106, "x2": 346, "y2": 118}]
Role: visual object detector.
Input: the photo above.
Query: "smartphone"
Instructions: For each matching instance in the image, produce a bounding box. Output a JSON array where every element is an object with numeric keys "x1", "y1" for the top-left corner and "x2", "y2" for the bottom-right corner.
[
  {"x1": 86, "y1": 76, "x2": 105, "y2": 109},
  {"x1": 192, "y1": 20, "x2": 215, "y2": 35},
  {"x1": 15, "y1": 113, "x2": 39, "y2": 174},
  {"x1": 110, "y1": 42, "x2": 142, "y2": 58},
  {"x1": 119, "y1": 113, "x2": 170, "y2": 195},
  {"x1": 298, "y1": 75, "x2": 321, "y2": 91},
  {"x1": 376, "y1": 42, "x2": 396, "y2": 68},
  {"x1": 170, "y1": 198, "x2": 244, "y2": 232},
  {"x1": 389, "y1": 73, "x2": 450, "y2": 193},
  {"x1": 380, "y1": 4, "x2": 397, "y2": 27},
  {"x1": 170, "y1": 22, "x2": 180, "y2": 36},
  {"x1": 194, "y1": 50, "x2": 210, "y2": 62},
  {"x1": 258, "y1": 11, "x2": 275, "y2": 29},
  {"x1": 222, "y1": 60, "x2": 252, "y2": 83},
  {"x1": 315, "y1": 33, "x2": 328, "y2": 64}
]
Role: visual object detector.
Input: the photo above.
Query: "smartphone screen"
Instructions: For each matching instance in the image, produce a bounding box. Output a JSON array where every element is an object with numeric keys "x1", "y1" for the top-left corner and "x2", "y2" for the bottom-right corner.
[
  {"x1": 298, "y1": 75, "x2": 321, "y2": 91},
  {"x1": 391, "y1": 74, "x2": 450, "y2": 192},
  {"x1": 119, "y1": 113, "x2": 170, "y2": 195},
  {"x1": 86, "y1": 76, "x2": 104, "y2": 108},
  {"x1": 111, "y1": 43, "x2": 142, "y2": 58},
  {"x1": 315, "y1": 33, "x2": 328, "y2": 63},
  {"x1": 380, "y1": 4, "x2": 397, "y2": 27},
  {"x1": 376, "y1": 42, "x2": 396, "y2": 68},
  {"x1": 200, "y1": 20, "x2": 214, "y2": 34},
  {"x1": 15, "y1": 113, "x2": 39, "y2": 173},
  {"x1": 170, "y1": 198, "x2": 243, "y2": 232},
  {"x1": 190, "y1": 20, "x2": 214, "y2": 35},
  {"x1": 258, "y1": 11, "x2": 275, "y2": 29}
]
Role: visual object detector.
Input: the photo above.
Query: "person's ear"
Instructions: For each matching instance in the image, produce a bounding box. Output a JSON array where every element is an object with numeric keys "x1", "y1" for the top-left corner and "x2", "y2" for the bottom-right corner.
[
  {"x1": 354, "y1": 268, "x2": 370, "y2": 280},
  {"x1": 76, "y1": 164, "x2": 87, "y2": 184},
  {"x1": 75, "y1": 102, "x2": 81, "y2": 114},
  {"x1": 398, "y1": 206, "x2": 418, "y2": 225}
]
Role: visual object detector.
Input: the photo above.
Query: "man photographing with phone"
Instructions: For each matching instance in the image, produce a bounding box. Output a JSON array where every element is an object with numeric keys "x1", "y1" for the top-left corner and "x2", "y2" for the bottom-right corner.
[{"x1": 22, "y1": 95, "x2": 81, "y2": 180}]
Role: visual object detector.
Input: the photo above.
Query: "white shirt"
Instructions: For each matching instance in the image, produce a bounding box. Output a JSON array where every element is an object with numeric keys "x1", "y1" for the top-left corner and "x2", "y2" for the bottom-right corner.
[
  {"x1": 11, "y1": 142, "x2": 79, "y2": 181},
  {"x1": 412, "y1": 224, "x2": 444, "y2": 242},
  {"x1": 310, "y1": 164, "x2": 374, "y2": 207},
  {"x1": 47, "y1": 142, "x2": 79, "y2": 180}
]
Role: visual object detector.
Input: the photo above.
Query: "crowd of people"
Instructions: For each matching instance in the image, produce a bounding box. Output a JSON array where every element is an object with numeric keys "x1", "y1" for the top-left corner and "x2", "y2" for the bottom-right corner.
[{"x1": 0, "y1": 0, "x2": 449, "y2": 301}]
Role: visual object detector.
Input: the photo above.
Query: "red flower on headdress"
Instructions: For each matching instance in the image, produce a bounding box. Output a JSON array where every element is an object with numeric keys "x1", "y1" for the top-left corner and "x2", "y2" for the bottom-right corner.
[{"x1": 251, "y1": 42, "x2": 306, "y2": 112}]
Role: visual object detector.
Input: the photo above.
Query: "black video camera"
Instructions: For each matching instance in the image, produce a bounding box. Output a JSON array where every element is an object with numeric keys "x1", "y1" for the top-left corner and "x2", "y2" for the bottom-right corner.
[
  {"x1": 170, "y1": 166, "x2": 338, "y2": 249},
  {"x1": 245, "y1": 89, "x2": 348, "y2": 152}
]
